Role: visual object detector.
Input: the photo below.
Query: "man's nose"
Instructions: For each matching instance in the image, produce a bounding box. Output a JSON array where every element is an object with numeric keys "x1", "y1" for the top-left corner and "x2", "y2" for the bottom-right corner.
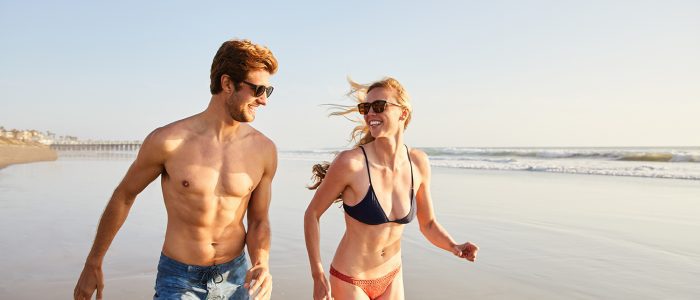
[{"x1": 257, "y1": 94, "x2": 268, "y2": 106}]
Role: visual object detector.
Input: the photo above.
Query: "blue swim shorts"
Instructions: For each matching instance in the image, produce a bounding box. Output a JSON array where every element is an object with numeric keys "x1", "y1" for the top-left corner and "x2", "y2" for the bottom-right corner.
[{"x1": 154, "y1": 252, "x2": 249, "y2": 300}]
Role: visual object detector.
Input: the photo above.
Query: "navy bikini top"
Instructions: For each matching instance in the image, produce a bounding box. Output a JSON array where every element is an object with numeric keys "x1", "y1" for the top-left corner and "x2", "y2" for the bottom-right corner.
[{"x1": 343, "y1": 145, "x2": 416, "y2": 225}]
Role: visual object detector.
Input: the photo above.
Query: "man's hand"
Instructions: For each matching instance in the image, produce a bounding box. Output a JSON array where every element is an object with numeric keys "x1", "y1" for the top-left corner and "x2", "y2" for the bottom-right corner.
[
  {"x1": 244, "y1": 264, "x2": 272, "y2": 300},
  {"x1": 453, "y1": 242, "x2": 479, "y2": 262},
  {"x1": 312, "y1": 273, "x2": 333, "y2": 300},
  {"x1": 74, "y1": 263, "x2": 104, "y2": 300}
]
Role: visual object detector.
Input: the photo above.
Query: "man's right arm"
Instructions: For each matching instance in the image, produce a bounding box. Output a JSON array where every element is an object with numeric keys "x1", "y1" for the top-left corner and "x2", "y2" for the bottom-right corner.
[{"x1": 74, "y1": 128, "x2": 169, "y2": 300}]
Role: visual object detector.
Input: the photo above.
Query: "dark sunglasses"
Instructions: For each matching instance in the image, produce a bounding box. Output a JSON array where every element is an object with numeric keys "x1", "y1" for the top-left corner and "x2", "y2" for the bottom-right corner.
[
  {"x1": 357, "y1": 100, "x2": 403, "y2": 115},
  {"x1": 241, "y1": 80, "x2": 274, "y2": 98}
]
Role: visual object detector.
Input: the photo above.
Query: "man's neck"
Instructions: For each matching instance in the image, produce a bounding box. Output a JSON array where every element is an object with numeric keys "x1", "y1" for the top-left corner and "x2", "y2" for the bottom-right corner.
[{"x1": 200, "y1": 96, "x2": 243, "y2": 142}]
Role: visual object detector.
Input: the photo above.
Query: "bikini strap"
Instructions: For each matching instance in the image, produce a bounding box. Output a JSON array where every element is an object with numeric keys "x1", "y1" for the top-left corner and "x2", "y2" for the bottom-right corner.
[
  {"x1": 359, "y1": 146, "x2": 373, "y2": 185},
  {"x1": 405, "y1": 145, "x2": 414, "y2": 192}
]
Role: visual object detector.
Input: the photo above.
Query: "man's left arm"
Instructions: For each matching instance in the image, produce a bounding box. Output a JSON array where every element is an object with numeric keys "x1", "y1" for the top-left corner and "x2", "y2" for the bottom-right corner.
[{"x1": 244, "y1": 141, "x2": 277, "y2": 300}]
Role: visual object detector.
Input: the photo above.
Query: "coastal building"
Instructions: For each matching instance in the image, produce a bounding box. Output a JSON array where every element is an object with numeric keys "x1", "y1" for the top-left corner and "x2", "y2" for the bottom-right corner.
[{"x1": 0, "y1": 127, "x2": 55, "y2": 144}]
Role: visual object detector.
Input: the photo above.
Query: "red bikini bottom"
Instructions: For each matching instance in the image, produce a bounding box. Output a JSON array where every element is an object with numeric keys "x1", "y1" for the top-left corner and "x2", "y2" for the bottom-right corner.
[{"x1": 329, "y1": 265, "x2": 401, "y2": 300}]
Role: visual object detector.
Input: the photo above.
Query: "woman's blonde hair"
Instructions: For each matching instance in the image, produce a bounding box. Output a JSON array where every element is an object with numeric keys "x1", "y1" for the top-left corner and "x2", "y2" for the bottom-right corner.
[{"x1": 308, "y1": 77, "x2": 412, "y2": 191}]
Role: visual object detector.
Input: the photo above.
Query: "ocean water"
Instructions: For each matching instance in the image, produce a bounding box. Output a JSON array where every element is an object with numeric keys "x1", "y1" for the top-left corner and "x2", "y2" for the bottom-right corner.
[
  {"x1": 1, "y1": 152, "x2": 699, "y2": 299},
  {"x1": 281, "y1": 147, "x2": 700, "y2": 180}
]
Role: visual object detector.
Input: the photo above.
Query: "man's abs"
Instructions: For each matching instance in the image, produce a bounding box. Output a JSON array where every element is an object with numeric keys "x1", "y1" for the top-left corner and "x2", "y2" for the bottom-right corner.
[
  {"x1": 161, "y1": 220, "x2": 247, "y2": 266},
  {"x1": 160, "y1": 191, "x2": 251, "y2": 266}
]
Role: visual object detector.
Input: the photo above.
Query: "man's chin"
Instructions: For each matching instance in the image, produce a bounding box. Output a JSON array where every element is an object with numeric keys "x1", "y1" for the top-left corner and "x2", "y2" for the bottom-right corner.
[{"x1": 230, "y1": 112, "x2": 254, "y2": 123}]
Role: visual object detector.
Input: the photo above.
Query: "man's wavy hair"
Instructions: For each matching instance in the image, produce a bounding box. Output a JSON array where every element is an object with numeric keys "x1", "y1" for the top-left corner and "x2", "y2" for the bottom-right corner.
[{"x1": 210, "y1": 39, "x2": 278, "y2": 94}]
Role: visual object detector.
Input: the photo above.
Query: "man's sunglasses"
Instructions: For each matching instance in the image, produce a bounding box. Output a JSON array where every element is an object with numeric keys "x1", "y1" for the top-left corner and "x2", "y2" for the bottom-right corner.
[
  {"x1": 357, "y1": 100, "x2": 403, "y2": 115},
  {"x1": 242, "y1": 80, "x2": 274, "y2": 98}
]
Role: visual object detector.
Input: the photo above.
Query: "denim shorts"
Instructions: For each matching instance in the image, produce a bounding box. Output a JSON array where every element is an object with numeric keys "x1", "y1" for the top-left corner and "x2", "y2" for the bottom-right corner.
[{"x1": 154, "y1": 252, "x2": 249, "y2": 300}]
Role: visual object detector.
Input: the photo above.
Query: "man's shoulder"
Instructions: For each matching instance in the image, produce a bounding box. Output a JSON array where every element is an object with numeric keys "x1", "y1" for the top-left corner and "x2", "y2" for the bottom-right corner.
[
  {"x1": 244, "y1": 125, "x2": 276, "y2": 152},
  {"x1": 142, "y1": 117, "x2": 197, "y2": 152}
]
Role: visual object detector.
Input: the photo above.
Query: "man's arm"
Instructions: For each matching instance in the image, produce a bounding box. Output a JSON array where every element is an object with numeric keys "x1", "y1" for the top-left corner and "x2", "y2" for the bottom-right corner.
[
  {"x1": 244, "y1": 140, "x2": 277, "y2": 300},
  {"x1": 74, "y1": 129, "x2": 168, "y2": 300}
]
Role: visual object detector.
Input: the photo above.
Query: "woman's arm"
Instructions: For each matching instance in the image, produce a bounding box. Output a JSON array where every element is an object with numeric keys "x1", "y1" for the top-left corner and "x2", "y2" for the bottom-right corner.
[
  {"x1": 413, "y1": 150, "x2": 479, "y2": 262},
  {"x1": 303, "y1": 150, "x2": 358, "y2": 299}
]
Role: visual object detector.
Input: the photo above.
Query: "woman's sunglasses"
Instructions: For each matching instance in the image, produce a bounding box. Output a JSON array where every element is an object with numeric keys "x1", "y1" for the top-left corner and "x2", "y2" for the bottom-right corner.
[
  {"x1": 357, "y1": 100, "x2": 403, "y2": 115},
  {"x1": 242, "y1": 80, "x2": 274, "y2": 98}
]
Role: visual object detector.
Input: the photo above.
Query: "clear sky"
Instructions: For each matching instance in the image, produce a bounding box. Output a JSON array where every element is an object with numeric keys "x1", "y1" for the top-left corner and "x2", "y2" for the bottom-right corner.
[{"x1": 1, "y1": 0, "x2": 698, "y2": 149}]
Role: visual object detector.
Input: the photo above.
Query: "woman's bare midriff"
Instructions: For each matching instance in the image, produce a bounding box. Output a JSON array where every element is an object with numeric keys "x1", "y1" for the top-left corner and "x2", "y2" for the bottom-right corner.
[{"x1": 331, "y1": 215, "x2": 405, "y2": 279}]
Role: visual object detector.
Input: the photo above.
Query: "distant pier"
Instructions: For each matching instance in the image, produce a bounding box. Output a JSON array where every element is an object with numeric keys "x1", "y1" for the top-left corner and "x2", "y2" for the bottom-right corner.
[{"x1": 50, "y1": 141, "x2": 142, "y2": 151}]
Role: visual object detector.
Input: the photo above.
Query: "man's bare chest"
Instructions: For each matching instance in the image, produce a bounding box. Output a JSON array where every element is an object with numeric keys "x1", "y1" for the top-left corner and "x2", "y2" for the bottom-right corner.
[{"x1": 164, "y1": 145, "x2": 264, "y2": 198}]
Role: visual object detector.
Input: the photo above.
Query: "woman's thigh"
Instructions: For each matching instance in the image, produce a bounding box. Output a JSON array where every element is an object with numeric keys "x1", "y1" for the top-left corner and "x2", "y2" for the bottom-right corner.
[
  {"x1": 377, "y1": 269, "x2": 404, "y2": 300},
  {"x1": 330, "y1": 274, "x2": 370, "y2": 300}
]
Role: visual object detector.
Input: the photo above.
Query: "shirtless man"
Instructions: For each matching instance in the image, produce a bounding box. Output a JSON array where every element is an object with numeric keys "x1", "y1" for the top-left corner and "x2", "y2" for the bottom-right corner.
[{"x1": 74, "y1": 39, "x2": 278, "y2": 300}]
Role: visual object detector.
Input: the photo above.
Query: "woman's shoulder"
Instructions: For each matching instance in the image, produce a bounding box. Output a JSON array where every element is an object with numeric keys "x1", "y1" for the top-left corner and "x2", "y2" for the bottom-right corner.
[
  {"x1": 408, "y1": 147, "x2": 429, "y2": 162},
  {"x1": 330, "y1": 147, "x2": 366, "y2": 172},
  {"x1": 408, "y1": 147, "x2": 431, "y2": 170}
]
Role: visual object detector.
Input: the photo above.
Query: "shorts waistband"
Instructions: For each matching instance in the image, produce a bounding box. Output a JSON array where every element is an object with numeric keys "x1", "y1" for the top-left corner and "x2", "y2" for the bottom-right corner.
[{"x1": 158, "y1": 251, "x2": 247, "y2": 273}]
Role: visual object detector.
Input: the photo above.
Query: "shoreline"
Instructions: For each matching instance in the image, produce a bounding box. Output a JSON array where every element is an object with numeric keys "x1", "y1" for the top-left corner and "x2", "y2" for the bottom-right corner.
[
  {"x1": 0, "y1": 159, "x2": 698, "y2": 298},
  {"x1": 0, "y1": 144, "x2": 58, "y2": 169}
]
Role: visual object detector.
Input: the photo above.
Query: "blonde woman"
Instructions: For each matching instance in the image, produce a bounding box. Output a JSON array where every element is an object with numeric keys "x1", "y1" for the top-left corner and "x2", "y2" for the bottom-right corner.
[{"x1": 304, "y1": 77, "x2": 479, "y2": 299}]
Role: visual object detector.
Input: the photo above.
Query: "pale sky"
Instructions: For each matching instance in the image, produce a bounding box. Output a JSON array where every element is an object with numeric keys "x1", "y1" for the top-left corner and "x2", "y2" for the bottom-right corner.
[{"x1": 1, "y1": 0, "x2": 698, "y2": 149}]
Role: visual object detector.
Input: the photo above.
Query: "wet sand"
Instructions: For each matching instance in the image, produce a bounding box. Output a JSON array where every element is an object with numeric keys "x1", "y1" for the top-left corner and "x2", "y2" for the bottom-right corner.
[
  {"x1": 0, "y1": 158, "x2": 698, "y2": 299},
  {"x1": 0, "y1": 143, "x2": 57, "y2": 169}
]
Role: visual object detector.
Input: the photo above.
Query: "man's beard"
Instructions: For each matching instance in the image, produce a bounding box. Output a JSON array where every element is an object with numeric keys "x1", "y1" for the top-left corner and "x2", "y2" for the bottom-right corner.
[{"x1": 227, "y1": 97, "x2": 254, "y2": 123}]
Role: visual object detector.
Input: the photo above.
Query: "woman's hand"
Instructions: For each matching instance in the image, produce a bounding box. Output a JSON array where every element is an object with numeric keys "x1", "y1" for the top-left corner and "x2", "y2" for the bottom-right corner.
[
  {"x1": 313, "y1": 273, "x2": 333, "y2": 300},
  {"x1": 452, "y1": 242, "x2": 479, "y2": 262}
]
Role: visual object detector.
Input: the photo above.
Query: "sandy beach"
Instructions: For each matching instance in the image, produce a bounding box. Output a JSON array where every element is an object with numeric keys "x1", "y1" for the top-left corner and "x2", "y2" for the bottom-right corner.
[
  {"x1": 0, "y1": 156, "x2": 698, "y2": 299},
  {"x1": 0, "y1": 138, "x2": 57, "y2": 169}
]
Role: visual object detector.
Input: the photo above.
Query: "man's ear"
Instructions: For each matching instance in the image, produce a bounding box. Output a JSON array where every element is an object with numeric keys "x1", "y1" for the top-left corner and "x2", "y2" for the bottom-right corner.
[{"x1": 221, "y1": 75, "x2": 234, "y2": 94}]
